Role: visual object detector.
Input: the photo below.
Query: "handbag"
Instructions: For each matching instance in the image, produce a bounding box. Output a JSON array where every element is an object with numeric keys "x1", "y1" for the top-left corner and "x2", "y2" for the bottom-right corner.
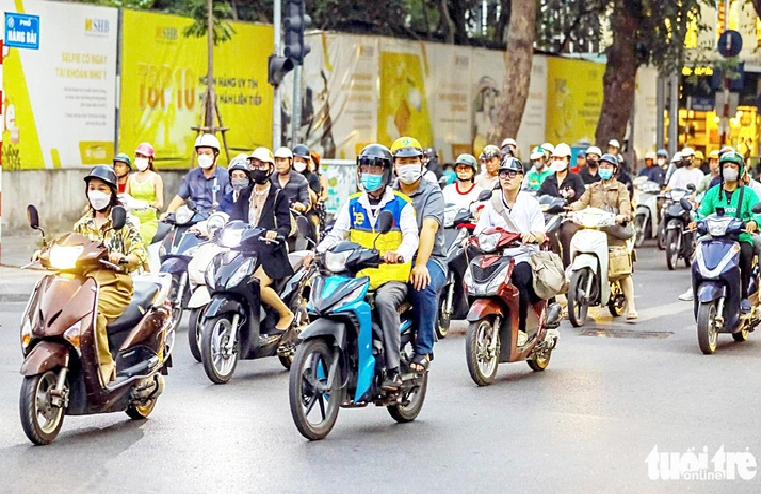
[{"x1": 274, "y1": 189, "x2": 298, "y2": 237}]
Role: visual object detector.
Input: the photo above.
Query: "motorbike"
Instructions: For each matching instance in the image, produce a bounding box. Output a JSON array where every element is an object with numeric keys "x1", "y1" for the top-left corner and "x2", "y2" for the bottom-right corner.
[
  {"x1": 199, "y1": 217, "x2": 315, "y2": 384},
  {"x1": 663, "y1": 186, "x2": 696, "y2": 270},
  {"x1": 632, "y1": 177, "x2": 661, "y2": 248},
  {"x1": 687, "y1": 200, "x2": 761, "y2": 354},
  {"x1": 159, "y1": 202, "x2": 209, "y2": 332},
  {"x1": 18, "y1": 205, "x2": 173, "y2": 445},
  {"x1": 289, "y1": 211, "x2": 427, "y2": 440},
  {"x1": 566, "y1": 208, "x2": 633, "y2": 327},
  {"x1": 463, "y1": 227, "x2": 561, "y2": 386}
]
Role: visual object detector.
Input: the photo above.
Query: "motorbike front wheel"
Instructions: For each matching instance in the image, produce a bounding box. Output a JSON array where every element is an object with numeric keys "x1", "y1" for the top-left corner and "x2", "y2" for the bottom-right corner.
[
  {"x1": 633, "y1": 214, "x2": 648, "y2": 248},
  {"x1": 657, "y1": 218, "x2": 667, "y2": 250},
  {"x1": 169, "y1": 275, "x2": 184, "y2": 334},
  {"x1": 187, "y1": 308, "x2": 205, "y2": 362},
  {"x1": 665, "y1": 228, "x2": 681, "y2": 270},
  {"x1": 465, "y1": 317, "x2": 500, "y2": 386},
  {"x1": 697, "y1": 301, "x2": 719, "y2": 354},
  {"x1": 19, "y1": 370, "x2": 65, "y2": 445},
  {"x1": 200, "y1": 315, "x2": 239, "y2": 384},
  {"x1": 568, "y1": 268, "x2": 593, "y2": 327},
  {"x1": 289, "y1": 339, "x2": 343, "y2": 440}
]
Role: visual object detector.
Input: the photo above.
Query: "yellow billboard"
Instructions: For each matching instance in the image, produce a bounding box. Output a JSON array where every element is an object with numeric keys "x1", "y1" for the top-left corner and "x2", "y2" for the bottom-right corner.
[
  {"x1": 119, "y1": 10, "x2": 273, "y2": 168},
  {"x1": 545, "y1": 57, "x2": 604, "y2": 144}
]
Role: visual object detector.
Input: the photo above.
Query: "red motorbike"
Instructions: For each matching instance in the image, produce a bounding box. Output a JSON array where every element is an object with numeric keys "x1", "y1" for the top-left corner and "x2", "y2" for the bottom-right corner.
[{"x1": 463, "y1": 227, "x2": 561, "y2": 386}]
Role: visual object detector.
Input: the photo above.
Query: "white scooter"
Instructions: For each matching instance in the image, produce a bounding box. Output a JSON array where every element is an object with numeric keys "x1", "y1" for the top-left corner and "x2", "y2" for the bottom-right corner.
[
  {"x1": 632, "y1": 176, "x2": 661, "y2": 248},
  {"x1": 566, "y1": 208, "x2": 634, "y2": 327}
]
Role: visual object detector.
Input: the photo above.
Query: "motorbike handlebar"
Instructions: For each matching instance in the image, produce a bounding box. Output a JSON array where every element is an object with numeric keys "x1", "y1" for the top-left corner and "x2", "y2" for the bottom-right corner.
[{"x1": 99, "y1": 259, "x2": 123, "y2": 271}]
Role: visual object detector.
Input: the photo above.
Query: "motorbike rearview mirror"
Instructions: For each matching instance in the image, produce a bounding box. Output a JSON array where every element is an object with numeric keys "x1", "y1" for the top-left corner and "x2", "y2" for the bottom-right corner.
[
  {"x1": 186, "y1": 199, "x2": 196, "y2": 211},
  {"x1": 478, "y1": 189, "x2": 492, "y2": 202},
  {"x1": 377, "y1": 210, "x2": 394, "y2": 234},
  {"x1": 679, "y1": 198, "x2": 693, "y2": 211},
  {"x1": 111, "y1": 206, "x2": 127, "y2": 230},
  {"x1": 27, "y1": 205, "x2": 40, "y2": 230},
  {"x1": 753, "y1": 203, "x2": 761, "y2": 214}
]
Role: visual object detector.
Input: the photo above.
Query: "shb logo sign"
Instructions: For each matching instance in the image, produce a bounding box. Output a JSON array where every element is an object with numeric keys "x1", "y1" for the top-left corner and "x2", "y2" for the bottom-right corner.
[
  {"x1": 85, "y1": 18, "x2": 110, "y2": 34},
  {"x1": 646, "y1": 445, "x2": 758, "y2": 481}
]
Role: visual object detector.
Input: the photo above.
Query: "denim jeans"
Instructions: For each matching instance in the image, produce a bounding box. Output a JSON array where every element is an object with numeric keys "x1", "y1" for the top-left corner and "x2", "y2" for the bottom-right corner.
[{"x1": 410, "y1": 260, "x2": 446, "y2": 356}]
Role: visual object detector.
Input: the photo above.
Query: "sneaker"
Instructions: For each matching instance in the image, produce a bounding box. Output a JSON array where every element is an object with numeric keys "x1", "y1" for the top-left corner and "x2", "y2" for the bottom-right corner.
[
  {"x1": 678, "y1": 289, "x2": 694, "y2": 302},
  {"x1": 517, "y1": 331, "x2": 528, "y2": 347},
  {"x1": 382, "y1": 370, "x2": 402, "y2": 391},
  {"x1": 741, "y1": 299, "x2": 752, "y2": 314}
]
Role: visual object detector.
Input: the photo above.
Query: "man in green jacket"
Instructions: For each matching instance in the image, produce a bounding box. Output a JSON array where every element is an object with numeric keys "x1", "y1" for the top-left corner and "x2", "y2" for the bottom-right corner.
[{"x1": 691, "y1": 151, "x2": 761, "y2": 312}]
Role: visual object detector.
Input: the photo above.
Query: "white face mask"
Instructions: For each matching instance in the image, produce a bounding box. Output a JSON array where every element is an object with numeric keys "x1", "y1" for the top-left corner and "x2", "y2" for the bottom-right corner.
[
  {"x1": 551, "y1": 161, "x2": 568, "y2": 172},
  {"x1": 397, "y1": 164, "x2": 421, "y2": 185},
  {"x1": 293, "y1": 161, "x2": 307, "y2": 173},
  {"x1": 723, "y1": 167, "x2": 739, "y2": 181},
  {"x1": 134, "y1": 157, "x2": 149, "y2": 171},
  {"x1": 198, "y1": 155, "x2": 214, "y2": 169},
  {"x1": 88, "y1": 189, "x2": 111, "y2": 211}
]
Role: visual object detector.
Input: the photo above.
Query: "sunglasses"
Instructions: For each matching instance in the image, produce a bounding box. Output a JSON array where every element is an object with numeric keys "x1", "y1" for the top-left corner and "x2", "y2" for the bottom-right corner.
[
  {"x1": 455, "y1": 165, "x2": 473, "y2": 172},
  {"x1": 499, "y1": 170, "x2": 520, "y2": 179}
]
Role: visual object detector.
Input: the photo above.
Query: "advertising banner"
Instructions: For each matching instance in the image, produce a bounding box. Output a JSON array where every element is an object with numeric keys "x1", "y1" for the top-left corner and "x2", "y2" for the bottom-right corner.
[
  {"x1": 1, "y1": 0, "x2": 118, "y2": 169},
  {"x1": 633, "y1": 65, "x2": 659, "y2": 157},
  {"x1": 545, "y1": 57, "x2": 604, "y2": 145},
  {"x1": 119, "y1": 10, "x2": 273, "y2": 168},
  {"x1": 427, "y1": 43, "x2": 472, "y2": 161}
]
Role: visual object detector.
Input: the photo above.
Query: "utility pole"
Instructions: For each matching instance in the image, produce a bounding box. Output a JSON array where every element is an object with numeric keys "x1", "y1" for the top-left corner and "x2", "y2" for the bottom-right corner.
[
  {"x1": 720, "y1": 0, "x2": 731, "y2": 147},
  {"x1": 656, "y1": 73, "x2": 665, "y2": 151},
  {"x1": 272, "y1": 0, "x2": 282, "y2": 150}
]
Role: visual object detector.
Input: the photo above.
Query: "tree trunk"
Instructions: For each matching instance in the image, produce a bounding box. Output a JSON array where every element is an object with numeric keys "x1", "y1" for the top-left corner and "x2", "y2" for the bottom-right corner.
[
  {"x1": 495, "y1": 0, "x2": 511, "y2": 43},
  {"x1": 594, "y1": 0, "x2": 639, "y2": 149},
  {"x1": 489, "y1": 0, "x2": 537, "y2": 142},
  {"x1": 439, "y1": 0, "x2": 456, "y2": 44},
  {"x1": 752, "y1": 0, "x2": 761, "y2": 18}
]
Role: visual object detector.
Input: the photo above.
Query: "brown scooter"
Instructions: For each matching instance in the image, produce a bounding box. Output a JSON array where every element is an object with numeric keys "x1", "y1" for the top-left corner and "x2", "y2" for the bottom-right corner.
[{"x1": 19, "y1": 205, "x2": 173, "y2": 445}]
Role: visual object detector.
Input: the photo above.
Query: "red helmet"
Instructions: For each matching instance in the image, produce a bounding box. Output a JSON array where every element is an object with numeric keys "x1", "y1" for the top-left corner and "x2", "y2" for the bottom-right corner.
[{"x1": 135, "y1": 142, "x2": 155, "y2": 158}]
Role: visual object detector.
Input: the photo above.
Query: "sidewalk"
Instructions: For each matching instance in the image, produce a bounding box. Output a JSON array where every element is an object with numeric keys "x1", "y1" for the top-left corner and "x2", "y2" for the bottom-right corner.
[{"x1": 0, "y1": 235, "x2": 45, "y2": 302}]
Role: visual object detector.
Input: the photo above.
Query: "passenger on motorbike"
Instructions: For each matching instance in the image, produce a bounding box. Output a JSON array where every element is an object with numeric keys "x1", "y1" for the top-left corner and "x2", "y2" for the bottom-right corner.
[
  {"x1": 272, "y1": 146, "x2": 310, "y2": 215},
  {"x1": 571, "y1": 154, "x2": 638, "y2": 319},
  {"x1": 113, "y1": 153, "x2": 132, "y2": 194},
  {"x1": 523, "y1": 146, "x2": 553, "y2": 191},
  {"x1": 474, "y1": 157, "x2": 546, "y2": 343},
  {"x1": 311, "y1": 144, "x2": 419, "y2": 390},
  {"x1": 442, "y1": 154, "x2": 483, "y2": 210},
  {"x1": 220, "y1": 154, "x2": 252, "y2": 213},
  {"x1": 638, "y1": 151, "x2": 665, "y2": 186},
  {"x1": 697, "y1": 150, "x2": 720, "y2": 194},
  {"x1": 667, "y1": 148, "x2": 704, "y2": 192},
  {"x1": 579, "y1": 146, "x2": 603, "y2": 185},
  {"x1": 161, "y1": 134, "x2": 229, "y2": 220},
  {"x1": 475, "y1": 144, "x2": 501, "y2": 191}
]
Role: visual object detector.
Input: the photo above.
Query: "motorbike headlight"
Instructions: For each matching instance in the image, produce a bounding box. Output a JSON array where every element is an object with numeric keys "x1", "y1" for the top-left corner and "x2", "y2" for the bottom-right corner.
[
  {"x1": 478, "y1": 232, "x2": 501, "y2": 253},
  {"x1": 325, "y1": 251, "x2": 348, "y2": 272},
  {"x1": 708, "y1": 219, "x2": 730, "y2": 237},
  {"x1": 221, "y1": 229, "x2": 244, "y2": 248},
  {"x1": 48, "y1": 245, "x2": 83, "y2": 270},
  {"x1": 205, "y1": 262, "x2": 216, "y2": 287},
  {"x1": 227, "y1": 258, "x2": 255, "y2": 289},
  {"x1": 175, "y1": 206, "x2": 194, "y2": 225},
  {"x1": 207, "y1": 214, "x2": 227, "y2": 236}
]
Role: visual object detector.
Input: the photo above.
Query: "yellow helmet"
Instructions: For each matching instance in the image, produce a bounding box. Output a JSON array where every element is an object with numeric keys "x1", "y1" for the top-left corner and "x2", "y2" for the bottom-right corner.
[{"x1": 390, "y1": 136, "x2": 423, "y2": 158}]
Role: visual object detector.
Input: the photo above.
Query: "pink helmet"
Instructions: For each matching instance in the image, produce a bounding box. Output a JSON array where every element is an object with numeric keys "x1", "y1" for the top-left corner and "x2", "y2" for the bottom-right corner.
[{"x1": 135, "y1": 142, "x2": 155, "y2": 158}]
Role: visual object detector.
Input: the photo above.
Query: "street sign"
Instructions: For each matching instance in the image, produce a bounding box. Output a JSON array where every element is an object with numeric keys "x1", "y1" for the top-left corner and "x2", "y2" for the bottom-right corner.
[
  {"x1": 4, "y1": 13, "x2": 39, "y2": 50},
  {"x1": 717, "y1": 30, "x2": 742, "y2": 58},
  {"x1": 711, "y1": 62, "x2": 744, "y2": 91}
]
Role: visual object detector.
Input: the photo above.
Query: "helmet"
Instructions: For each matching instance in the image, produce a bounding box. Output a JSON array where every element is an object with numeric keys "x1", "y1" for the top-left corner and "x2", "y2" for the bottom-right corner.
[
  {"x1": 113, "y1": 152, "x2": 132, "y2": 168},
  {"x1": 424, "y1": 147, "x2": 437, "y2": 159},
  {"x1": 84, "y1": 164, "x2": 117, "y2": 189},
  {"x1": 482, "y1": 144, "x2": 501, "y2": 160},
  {"x1": 250, "y1": 147, "x2": 275, "y2": 164},
  {"x1": 709, "y1": 150, "x2": 720, "y2": 159},
  {"x1": 292, "y1": 144, "x2": 310, "y2": 158},
  {"x1": 656, "y1": 149, "x2": 669, "y2": 158},
  {"x1": 391, "y1": 137, "x2": 423, "y2": 158},
  {"x1": 681, "y1": 147, "x2": 695, "y2": 157},
  {"x1": 608, "y1": 139, "x2": 621, "y2": 149},
  {"x1": 599, "y1": 154, "x2": 619, "y2": 168},
  {"x1": 274, "y1": 147, "x2": 293, "y2": 159},
  {"x1": 670, "y1": 152, "x2": 683, "y2": 164},
  {"x1": 499, "y1": 157, "x2": 524, "y2": 173},
  {"x1": 501, "y1": 138, "x2": 517, "y2": 148},
  {"x1": 586, "y1": 146, "x2": 602, "y2": 157},
  {"x1": 719, "y1": 150, "x2": 745, "y2": 174},
  {"x1": 135, "y1": 142, "x2": 155, "y2": 158},
  {"x1": 577, "y1": 149, "x2": 587, "y2": 157},
  {"x1": 552, "y1": 143, "x2": 572, "y2": 158},
  {"x1": 695, "y1": 150, "x2": 704, "y2": 160},
  {"x1": 195, "y1": 134, "x2": 221, "y2": 153},
  {"x1": 541, "y1": 143, "x2": 555, "y2": 154},
  {"x1": 358, "y1": 144, "x2": 393, "y2": 188},
  {"x1": 228, "y1": 154, "x2": 251, "y2": 179},
  {"x1": 530, "y1": 147, "x2": 545, "y2": 160},
  {"x1": 645, "y1": 151, "x2": 656, "y2": 160},
  {"x1": 455, "y1": 153, "x2": 478, "y2": 170}
]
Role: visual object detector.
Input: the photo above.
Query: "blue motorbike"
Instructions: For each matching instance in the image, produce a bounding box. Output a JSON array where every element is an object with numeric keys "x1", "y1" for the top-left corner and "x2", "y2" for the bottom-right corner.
[
  {"x1": 289, "y1": 211, "x2": 427, "y2": 440},
  {"x1": 687, "y1": 199, "x2": 761, "y2": 354}
]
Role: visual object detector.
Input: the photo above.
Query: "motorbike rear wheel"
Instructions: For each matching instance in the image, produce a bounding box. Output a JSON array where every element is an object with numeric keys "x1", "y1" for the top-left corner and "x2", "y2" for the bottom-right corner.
[
  {"x1": 732, "y1": 327, "x2": 749, "y2": 342},
  {"x1": 387, "y1": 346, "x2": 428, "y2": 423},
  {"x1": 200, "y1": 315, "x2": 239, "y2": 384},
  {"x1": 666, "y1": 229, "x2": 681, "y2": 270},
  {"x1": 568, "y1": 268, "x2": 592, "y2": 328},
  {"x1": 608, "y1": 283, "x2": 626, "y2": 317},
  {"x1": 289, "y1": 339, "x2": 343, "y2": 440},
  {"x1": 634, "y1": 214, "x2": 647, "y2": 248},
  {"x1": 697, "y1": 301, "x2": 719, "y2": 354},
  {"x1": 657, "y1": 218, "x2": 667, "y2": 250},
  {"x1": 187, "y1": 307, "x2": 204, "y2": 362},
  {"x1": 169, "y1": 275, "x2": 184, "y2": 334},
  {"x1": 465, "y1": 317, "x2": 500, "y2": 386},
  {"x1": 19, "y1": 370, "x2": 65, "y2": 445},
  {"x1": 437, "y1": 295, "x2": 450, "y2": 340}
]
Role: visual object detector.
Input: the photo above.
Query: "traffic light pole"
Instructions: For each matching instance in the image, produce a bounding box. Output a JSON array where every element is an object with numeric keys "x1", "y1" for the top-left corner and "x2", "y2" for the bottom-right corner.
[
  {"x1": 721, "y1": 0, "x2": 731, "y2": 147},
  {"x1": 273, "y1": 0, "x2": 282, "y2": 150},
  {"x1": 292, "y1": 64, "x2": 302, "y2": 145}
]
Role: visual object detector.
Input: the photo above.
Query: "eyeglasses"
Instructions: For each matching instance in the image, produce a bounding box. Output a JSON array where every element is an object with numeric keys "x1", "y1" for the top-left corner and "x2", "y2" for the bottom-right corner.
[
  {"x1": 247, "y1": 159, "x2": 270, "y2": 170},
  {"x1": 455, "y1": 165, "x2": 473, "y2": 172},
  {"x1": 498, "y1": 170, "x2": 520, "y2": 179}
]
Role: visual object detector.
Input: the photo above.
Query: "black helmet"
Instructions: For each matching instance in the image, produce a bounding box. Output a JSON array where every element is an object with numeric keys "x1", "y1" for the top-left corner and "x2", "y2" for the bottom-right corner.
[
  {"x1": 292, "y1": 144, "x2": 310, "y2": 158},
  {"x1": 599, "y1": 154, "x2": 619, "y2": 168},
  {"x1": 499, "y1": 156, "x2": 524, "y2": 173},
  {"x1": 424, "y1": 147, "x2": 437, "y2": 159},
  {"x1": 84, "y1": 165, "x2": 117, "y2": 189},
  {"x1": 358, "y1": 144, "x2": 393, "y2": 188}
]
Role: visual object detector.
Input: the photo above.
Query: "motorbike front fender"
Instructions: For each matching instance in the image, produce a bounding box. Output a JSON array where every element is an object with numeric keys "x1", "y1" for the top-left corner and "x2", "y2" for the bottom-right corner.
[
  {"x1": 20, "y1": 341, "x2": 70, "y2": 376},
  {"x1": 298, "y1": 318, "x2": 347, "y2": 349},
  {"x1": 568, "y1": 255, "x2": 599, "y2": 281},
  {"x1": 188, "y1": 286, "x2": 211, "y2": 309},
  {"x1": 205, "y1": 296, "x2": 246, "y2": 319},
  {"x1": 666, "y1": 219, "x2": 684, "y2": 230},
  {"x1": 697, "y1": 283, "x2": 725, "y2": 303},
  {"x1": 466, "y1": 299, "x2": 504, "y2": 322}
]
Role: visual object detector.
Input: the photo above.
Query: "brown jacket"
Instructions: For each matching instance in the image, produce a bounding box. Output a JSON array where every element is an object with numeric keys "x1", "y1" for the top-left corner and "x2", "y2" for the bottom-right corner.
[{"x1": 570, "y1": 179, "x2": 631, "y2": 220}]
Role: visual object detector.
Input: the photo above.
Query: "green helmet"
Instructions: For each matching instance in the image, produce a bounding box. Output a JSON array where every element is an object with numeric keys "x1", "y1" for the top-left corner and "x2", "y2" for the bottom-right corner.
[
  {"x1": 455, "y1": 153, "x2": 477, "y2": 170},
  {"x1": 113, "y1": 152, "x2": 132, "y2": 168},
  {"x1": 719, "y1": 150, "x2": 745, "y2": 176}
]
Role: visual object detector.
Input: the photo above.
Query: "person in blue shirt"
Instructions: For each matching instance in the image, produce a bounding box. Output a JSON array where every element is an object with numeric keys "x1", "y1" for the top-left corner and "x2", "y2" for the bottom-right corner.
[
  {"x1": 638, "y1": 151, "x2": 665, "y2": 186},
  {"x1": 161, "y1": 134, "x2": 230, "y2": 219}
]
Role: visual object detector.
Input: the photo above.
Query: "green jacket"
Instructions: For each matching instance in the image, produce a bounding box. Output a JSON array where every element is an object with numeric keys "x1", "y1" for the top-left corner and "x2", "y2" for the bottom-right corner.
[
  {"x1": 524, "y1": 168, "x2": 553, "y2": 191},
  {"x1": 696, "y1": 184, "x2": 761, "y2": 243}
]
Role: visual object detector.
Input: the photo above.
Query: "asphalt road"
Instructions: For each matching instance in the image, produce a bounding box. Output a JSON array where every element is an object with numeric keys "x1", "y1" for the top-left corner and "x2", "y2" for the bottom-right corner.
[{"x1": 0, "y1": 247, "x2": 759, "y2": 494}]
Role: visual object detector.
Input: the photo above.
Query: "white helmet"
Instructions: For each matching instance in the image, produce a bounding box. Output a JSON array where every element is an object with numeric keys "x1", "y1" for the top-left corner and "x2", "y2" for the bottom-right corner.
[
  {"x1": 670, "y1": 152, "x2": 683, "y2": 164},
  {"x1": 586, "y1": 146, "x2": 602, "y2": 157},
  {"x1": 552, "y1": 143, "x2": 572, "y2": 158},
  {"x1": 645, "y1": 151, "x2": 656, "y2": 160},
  {"x1": 541, "y1": 143, "x2": 555, "y2": 154},
  {"x1": 195, "y1": 133, "x2": 221, "y2": 153},
  {"x1": 501, "y1": 138, "x2": 517, "y2": 148},
  {"x1": 608, "y1": 139, "x2": 621, "y2": 149},
  {"x1": 681, "y1": 147, "x2": 695, "y2": 157},
  {"x1": 274, "y1": 147, "x2": 293, "y2": 159},
  {"x1": 530, "y1": 147, "x2": 545, "y2": 160},
  {"x1": 250, "y1": 147, "x2": 275, "y2": 164}
]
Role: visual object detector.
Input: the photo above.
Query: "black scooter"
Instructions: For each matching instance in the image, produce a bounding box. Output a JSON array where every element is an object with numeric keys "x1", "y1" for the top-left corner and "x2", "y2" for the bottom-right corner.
[
  {"x1": 199, "y1": 218, "x2": 316, "y2": 384},
  {"x1": 664, "y1": 185, "x2": 695, "y2": 270}
]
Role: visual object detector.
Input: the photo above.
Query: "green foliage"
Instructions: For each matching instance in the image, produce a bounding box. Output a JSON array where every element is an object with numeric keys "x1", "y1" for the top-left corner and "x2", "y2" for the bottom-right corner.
[{"x1": 182, "y1": 0, "x2": 236, "y2": 45}]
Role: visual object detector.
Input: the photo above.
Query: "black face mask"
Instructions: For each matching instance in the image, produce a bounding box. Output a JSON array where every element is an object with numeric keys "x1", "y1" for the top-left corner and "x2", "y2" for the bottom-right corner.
[
  {"x1": 251, "y1": 169, "x2": 270, "y2": 184},
  {"x1": 587, "y1": 159, "x2": 598, "y2": 169}
]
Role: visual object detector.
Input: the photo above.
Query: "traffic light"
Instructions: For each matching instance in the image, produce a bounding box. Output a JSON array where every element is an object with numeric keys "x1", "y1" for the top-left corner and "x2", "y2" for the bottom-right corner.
[
  {"x1": 268, "y1": 54, "x2": 294, "y2": 86},
  {"x1": 284, "y1": 0, "x2": 310, "y2": 65}
]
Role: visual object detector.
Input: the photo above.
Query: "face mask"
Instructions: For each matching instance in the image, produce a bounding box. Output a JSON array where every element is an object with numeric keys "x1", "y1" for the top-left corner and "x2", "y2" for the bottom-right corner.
[
  {"x1": 231, "y1": 178, "x2": 250, "y2": 191},
  {"x1": 134, "y1": 157, "x2": 149, "y2": 172},
  {"x1": 657, "y1": 158, "x2": 666, "y2": 166},
  {"x1": 598, "y1": 169, "x2": 614, "y2": 180},
  {"x1": 532, "y1": 161, "x2": 543, "y2": 171},
  {"x1": 294, "y1": 161, "x2": 307, "y2": 173},
  {"x1": 360, "y1": 173, "x2": 384, "y2": 192},
  {"x1": 587, "y1": 159, "x2": 598, "y2": 169},
  {"x1": 723, "y1": 168, "x2": 739, "y2": 181},
  {"x1": 198, "y1": 155, "x2": 214, "y2": 169},
  {"x1": 398, "y1": 164, "x2": 421, "y2": 185},
  {"x1": 88, "y1": 189, "x2": 111, "y2": 211},
  {"x1": 551, "y1": 161, "x2": 567, "y2": 172},
  {"x1": 251, "y1": 169, "x2": 270, "y2": 185}
]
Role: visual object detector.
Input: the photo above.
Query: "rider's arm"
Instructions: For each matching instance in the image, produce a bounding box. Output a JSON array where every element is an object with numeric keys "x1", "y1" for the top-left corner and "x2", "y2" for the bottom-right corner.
[
  {"x1": 617, "y1": 185, "x2": 632, "y2": 221},
  {"x1": 297, "y1": 179, "x2": 311, "y2": 212},
  {"x1": 121, "y1": 221, "x2": 148, "y2": 270},
  {"x1": 396, "y1": 203, "x2": 420, "y2": 262},
  {"x1": 165, "y1": 195, "x2": 184, "y2": 214},
  {"x1": 528, "y1": 199, "x2": 547, "y2": 243},
  {"x1": 570, "y1": 187, "x2": 590, "y2": 211},
  {"x1": 537, "y1": 178, "x2": 552, "y2": 197},
  {"x1": 414, "y1": 190, "x2": 444, "y2": 267},
  {"x1": 165, "y1": 174, "x2": 192, "y2": 214},
  {"x1": 316, "y1": 200, "x2": 351, "y2": 253},
  {"x1": 153, "y1": 174, "x2": 164, "y2": 210}
]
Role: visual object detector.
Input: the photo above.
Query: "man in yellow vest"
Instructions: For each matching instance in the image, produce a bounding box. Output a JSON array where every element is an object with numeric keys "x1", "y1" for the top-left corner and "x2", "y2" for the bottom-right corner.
[{"x1": 313, "y1": 144, "x2": 419, "y2": 390}]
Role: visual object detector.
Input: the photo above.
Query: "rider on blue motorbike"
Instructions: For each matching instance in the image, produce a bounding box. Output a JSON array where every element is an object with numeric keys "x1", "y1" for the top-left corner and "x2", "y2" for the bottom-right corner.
[
  {"x1": 690, "y1": 151, "x2": 761, "y2": 312},
  {"x1": 311, "y1": 144, "x2": 419, "y2": 390}
]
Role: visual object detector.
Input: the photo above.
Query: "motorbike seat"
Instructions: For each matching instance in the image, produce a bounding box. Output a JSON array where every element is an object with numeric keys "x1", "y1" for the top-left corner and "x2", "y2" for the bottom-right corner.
[{"x1": 107, "y1": 281, "x2": 160, "y2": 334}]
